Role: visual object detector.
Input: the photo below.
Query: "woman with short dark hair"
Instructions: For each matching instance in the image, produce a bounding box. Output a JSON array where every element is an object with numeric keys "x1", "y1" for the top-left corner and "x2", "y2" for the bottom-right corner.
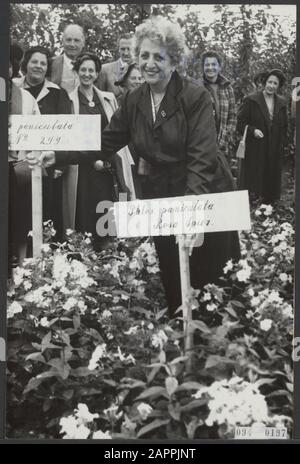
[{"x1": 237, "y1": 68, "x2": 288, "y2": 203}]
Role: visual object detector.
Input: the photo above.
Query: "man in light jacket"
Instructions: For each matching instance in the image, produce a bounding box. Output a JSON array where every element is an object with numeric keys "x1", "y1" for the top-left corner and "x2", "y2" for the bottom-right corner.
[{"x1": 96, "y1": 33, "x2": 133, "y2": 99}]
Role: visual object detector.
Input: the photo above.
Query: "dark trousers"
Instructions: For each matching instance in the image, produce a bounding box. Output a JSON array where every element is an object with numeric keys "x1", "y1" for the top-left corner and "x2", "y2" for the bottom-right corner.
[{"x1": 154, "y1": 230, "x2": 241, "y2": 318}]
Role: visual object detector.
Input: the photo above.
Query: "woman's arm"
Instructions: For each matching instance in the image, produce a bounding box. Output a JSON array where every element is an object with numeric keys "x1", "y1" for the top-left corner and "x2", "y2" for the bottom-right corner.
[
  {"x1": 55, "y1": 93, "x2": 131, "y2": 166},
  {"x1": 185, "y1": 89, "x2": 218, "y2": 195}
]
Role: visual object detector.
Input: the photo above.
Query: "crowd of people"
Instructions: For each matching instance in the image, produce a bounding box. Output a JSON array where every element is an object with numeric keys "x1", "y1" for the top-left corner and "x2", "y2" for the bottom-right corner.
[{"x1": 9, "y1": 16, "x2": 289, "y2": 317}]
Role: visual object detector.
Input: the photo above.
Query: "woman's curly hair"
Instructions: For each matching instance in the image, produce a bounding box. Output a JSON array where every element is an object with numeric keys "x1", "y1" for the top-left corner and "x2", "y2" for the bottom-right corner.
[{"x1": 132, "y1": 15, "x2": 190, "y2": 72}]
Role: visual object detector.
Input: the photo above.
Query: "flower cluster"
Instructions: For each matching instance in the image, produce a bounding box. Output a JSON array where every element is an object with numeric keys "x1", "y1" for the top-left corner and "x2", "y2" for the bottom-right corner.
[
  {"x1": 247, "y1": 288, "x2": 293, "y2": 324},
  {"x1": 200, "y1": 283, "x2": 224, "y2": 312},
  {"x1": 193, "y1": 377, "x2": 271, "y2": 434},
  {"x1": 131, "y1": 240, "x2": 160, "y2": 274},
  {"x1": 60, "y1": 403, "x2": 111, "y2": 439}
]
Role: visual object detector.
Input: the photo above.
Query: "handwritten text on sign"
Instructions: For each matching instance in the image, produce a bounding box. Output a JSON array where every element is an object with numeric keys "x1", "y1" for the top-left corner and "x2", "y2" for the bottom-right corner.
[
  {"x1": 114, "y1": 191, "x2": 251, "y2": 237},
  {"x1": 9, "y1": 115, "x2": 101, "y2": 151}
]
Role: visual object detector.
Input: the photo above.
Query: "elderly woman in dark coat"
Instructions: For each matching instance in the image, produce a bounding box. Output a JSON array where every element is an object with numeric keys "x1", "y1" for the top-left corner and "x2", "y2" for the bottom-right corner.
[
  {"x1": 237, "y1": 69, "x2": 288, "y2": 203},
  {"x1": 31, "y1": 16, "x2": 240, "y2": 317}
]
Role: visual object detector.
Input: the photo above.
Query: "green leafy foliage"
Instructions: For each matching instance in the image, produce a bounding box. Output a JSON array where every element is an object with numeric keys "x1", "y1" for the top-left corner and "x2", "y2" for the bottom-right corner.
[{"x1": 6, "y1": 194, "x2": 294, "y2": 438}]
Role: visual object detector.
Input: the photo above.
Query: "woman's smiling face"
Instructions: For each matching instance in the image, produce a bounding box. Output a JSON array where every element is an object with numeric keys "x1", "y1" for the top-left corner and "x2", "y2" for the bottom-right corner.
[
  {"x1": 264, "y1": 75, "x2": 280, "y2": 95},
  {"x1": 26, "y1": 52, "x2": 48, "y2": 84},
  {"x1": 138, "y1": 38, "x2": 173, "y2": 91},
  {"x1": 78, "y1": 59, "x2": 98, "y2": 87}
]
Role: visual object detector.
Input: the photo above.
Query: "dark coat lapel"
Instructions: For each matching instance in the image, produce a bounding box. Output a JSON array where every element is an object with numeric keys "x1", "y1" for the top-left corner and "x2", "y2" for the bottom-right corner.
[
  {"x1": 273, "y1": 94, "x2": 287, "y2": 117},
  {"x1": 250, "y1": 90, "x2": 286, "y2": 125},
  {"x1": 251, "y1": 91, "x2": 271, "y2": 125},
  {"x1": 137, "y1": 71, "x2": 182, "y2": 130},
  {"x1": 137, "y1": 83, "x2": 153, "y2": 128},
  {"x1": 154, "y1": 71, "x2": 181, "y2": 129}
]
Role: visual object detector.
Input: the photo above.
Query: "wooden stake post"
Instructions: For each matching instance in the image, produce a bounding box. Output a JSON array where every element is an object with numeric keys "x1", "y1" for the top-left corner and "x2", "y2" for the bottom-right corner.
[
  {"x1": 177, "y1": 236, "x2": 193, "y2": 372},
  {"x1": 31, "y1": 153, "x2": 43, "y2": 257}
]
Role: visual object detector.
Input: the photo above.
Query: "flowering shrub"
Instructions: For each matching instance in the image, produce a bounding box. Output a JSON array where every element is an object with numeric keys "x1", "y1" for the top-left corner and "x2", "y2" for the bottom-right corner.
[{"x1": 6, "y1": 199, "x2": 294, "y2": 439}]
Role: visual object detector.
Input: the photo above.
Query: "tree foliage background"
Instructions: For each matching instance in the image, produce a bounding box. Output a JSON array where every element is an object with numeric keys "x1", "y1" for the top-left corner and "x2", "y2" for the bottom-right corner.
[{"x1": 10, "y1": 3, "x2": 296, "y2": 104}]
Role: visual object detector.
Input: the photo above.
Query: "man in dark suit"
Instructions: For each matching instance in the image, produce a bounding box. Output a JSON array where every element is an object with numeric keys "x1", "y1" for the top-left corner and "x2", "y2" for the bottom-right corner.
[
  {"x1": 96, "y1": 33, "x2": 133, "y2": 99},
  {"x1": 50, "y1": 24, "x2": 85, "y2": 93}
]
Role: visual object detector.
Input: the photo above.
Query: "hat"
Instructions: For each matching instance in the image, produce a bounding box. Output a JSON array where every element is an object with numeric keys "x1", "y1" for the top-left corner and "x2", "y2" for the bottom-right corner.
[{"x1": 263, "y1": 68, "x2": 286, "y2": 88}]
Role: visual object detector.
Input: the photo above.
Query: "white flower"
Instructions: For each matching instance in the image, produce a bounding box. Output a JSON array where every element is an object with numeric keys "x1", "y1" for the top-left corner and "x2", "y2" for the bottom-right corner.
[
  {"x1": 263, "y1": 205, "x2": 273, "y2": 216},
  {"x1": 206, "y1": 302, "x2": 217, "y2": 312},
  {"x1": 7, "y1": 301, "x2": 23, "y2": 319},
  {"x1": 115, "y1": 346, "x2": 136, "y2": 364},
  {"x1": 66, "y1": 229, "x2": 73, "y2": 236},
  {"x1": 102, "y1": 310, "x2": 112, "y2": 319},
  {"x1": 259, "y1": 248, "x2": 266, "y2": 256},
  {"x1": 23, "y1": 280, "x2": 32, "y2": 291},
  {"x1": 84, "y1": 238, "x2": 91, "y2": 245},
  {"x1": 60, "y1": 416, "x2": 90, "y2": 439},
  {"x1": 248, "y1": 288, "x2": 255, "y2": 297},
  {"x1": 193, "y1": 377, "x2": 270, "y2": 432},
  {"x1": 279, "y1": 273, "x2": 288, "y2": 283},
  {"x1": 77, "y1": 300, "x2": 87, "y2": 314},
  {"x1": 40, "y1": 317, "x2": 50, "y2": 328},
  {"x1": 103, "y1": 403, "x2": 123, "y2": 420},
  {"x1": 75, "y1": 403, "x2": 99, "y2": 424},
  {"x1": 223, "y1": 260, "x2": 233, "y2": 274},
  {"x1": 260, "y1": 319, "x2": 273, "y2": 331},
  {"x1": 88, "y1": 343, "x2": 107, "y2": 370},
  {"x1": 92, "y1": 430, "x2": 112, "y2": 439},
  {"x1": 255, "y1": 210, "x2": 262, "y2": 217},
  {"x1": 250, "y1": 296, "x2": 260, "y2": 307},
  {"x1": 63, "y1": 297, "x2": 78, "y2": 311},
  {"x1": 53, "y1": 254, "x2": 70, "y2": 282},
  {"x1": 124, "y1": 326, "x2": 139, "y2": 335},
  {"x1": 236, "y1": 259, "x2": 252, "y2": 282},
  {"x1": 147, "y1": 323, "x2": 154, "y2": 330},
  {"x1": 147, "y1": 264, "x2": 160, "y2": 274},
  {"x1": 274, "y1": 241, "x2": 288, "y2": 254},
  {"x1": 13, "y1": 267, "x2": 31, "y2": 287},
  {"x1": 282, "y1": 304, "x2": 293, "y2": 319},
  {"x1": 236, "y1": 268, "x2": 251, "y2": 282},
  {"x1": 41, "y1": 244, "x2": 51, "y2": 253},
  {"x1": 137, "y1": 402, "x2": 153, "y2": 420},
  {"x1": 202, "y1": 292, "x2": 212, "y2": 301},
  {"x1": 151, "y1": 330, "x2": 168, "y2": 349},
  {"x1": 267, "y1": 290, "x2": 283, "y2": 305}
]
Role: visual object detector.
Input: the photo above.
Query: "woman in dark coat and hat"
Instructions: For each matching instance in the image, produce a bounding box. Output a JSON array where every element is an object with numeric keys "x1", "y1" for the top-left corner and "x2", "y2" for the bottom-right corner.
[{"x1": 237, "y1": 69, "x2": 288, "y2": 203}]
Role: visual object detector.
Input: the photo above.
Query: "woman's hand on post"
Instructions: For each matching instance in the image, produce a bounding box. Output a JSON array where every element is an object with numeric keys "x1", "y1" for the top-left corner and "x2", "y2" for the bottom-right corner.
[
  {"x1": 177, "y1": 233, "x2": 204, "y2": 256},
  {"x1": 26, "y1": 151, "x2": 56, "y2": 169},
  {"x1": 26, "y1": 151, "x2": 39, "y2": 168},
  {"x1": 93, "y1": 160, "x2": 105, "y2": 171},
  {"x1": 254, "y1": 129, "x2": 264, "y2": 139}
]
